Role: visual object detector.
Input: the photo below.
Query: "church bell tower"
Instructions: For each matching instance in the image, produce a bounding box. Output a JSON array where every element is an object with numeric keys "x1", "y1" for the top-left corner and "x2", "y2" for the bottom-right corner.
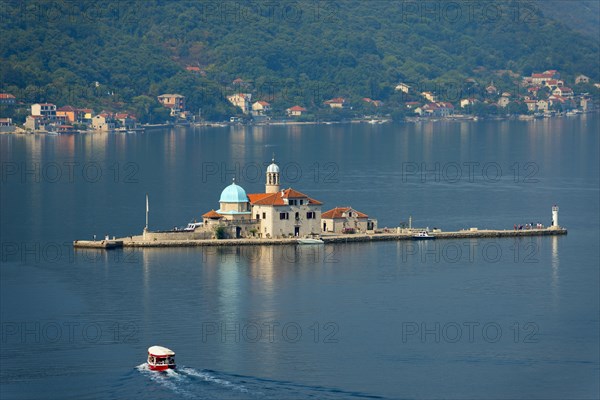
[{"x1": 266, "y1": 157, "x2": 280, "y2": 193}]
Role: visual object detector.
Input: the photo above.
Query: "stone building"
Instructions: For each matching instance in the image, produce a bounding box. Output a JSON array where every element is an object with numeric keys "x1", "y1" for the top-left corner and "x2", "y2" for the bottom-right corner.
[
  {"x1": 201, "y1": 158, "x2": 323, "y2": 238},
  {"x1": 321, "y1": 207, "x2": 377, "y2": 233}
]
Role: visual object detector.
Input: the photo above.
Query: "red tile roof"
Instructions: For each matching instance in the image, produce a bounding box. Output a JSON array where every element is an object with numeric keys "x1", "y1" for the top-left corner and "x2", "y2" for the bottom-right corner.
[
  {"x1": 247, "y1": 193, "x2": 273, "y2": 203},
  {"x1": 287, "y1": 105, "x2": 307, "y2": 112},
  {"x1": 0, "y1": 94, "x2": 16, "y2": 99},
  {"x1": 324, "y1": 97, "x2": 345, "y2": 104},
  {"x1": 248, "y1": 188, "x2": 322, "y2": 206},
  {"x1": 285, "y1": 188, "x2": 310, "y2": 199},
  {"x1": 202, "y1": 210, "x2": 222, "y2": 218},
  {"x1": 249, "y1": 193, "x2": 287, "y2": 206},
  {"x1": 256, "y1": 101, "x2": 270, "y2": 106},
  {"x1": 115, "y1": 113, "x2": 135, "y2": 119},
  {"x1": 322, "y1": 207, "x2": 368, "y2": 219},
  {"x1": 424, "y1": 102, "x2": 453, "y2": 109}
]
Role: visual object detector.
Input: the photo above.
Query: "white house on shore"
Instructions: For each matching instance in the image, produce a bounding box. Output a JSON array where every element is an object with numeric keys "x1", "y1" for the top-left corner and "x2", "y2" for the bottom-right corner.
[
  {"x1": 286, "y1": 105, "x2": 307, "y2": 116},
  {"x1": 251, "y1": 101, "x2": 271, "y2": 115},
  {"x1": 157, "y1": 94, "x2": 186, "y2": 116},
  {"x1": 324, "y1": 97, "x2": 346, "y2": 109},
  {"x1": 31, "y1": 103, "x2": 56, "y2": 119},
  {"x1": 0, "y1": 118, "x2": 15, "y2": 133},
  {"x1": 227, "y1": 93, "x2": 252, "y2": 114},
  {"x1": 92, "y1": 114, "x2": 115, "y2": 131}
]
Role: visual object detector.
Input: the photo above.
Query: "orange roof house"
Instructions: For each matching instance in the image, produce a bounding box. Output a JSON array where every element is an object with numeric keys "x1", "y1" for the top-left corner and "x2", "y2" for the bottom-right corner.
[
  {"x1": 0, "y1": 93, "x2": 16, "y2": 104},
  {"x1": 286, "y1": 105, "x2": 307, "y2": 116},
  {"x1": 56, "y1": 106, "x2": 79, "y2": 123},
  {"x1": 324, "y1": 97, "x2": 346, "y2": 108},
  {"x1": 321, "y1": 206, "x2": 376, "y2": 233}
]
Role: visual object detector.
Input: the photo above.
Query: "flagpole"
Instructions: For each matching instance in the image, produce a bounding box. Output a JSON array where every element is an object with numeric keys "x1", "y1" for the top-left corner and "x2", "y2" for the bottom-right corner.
[{"x1": 145, "y1": 193, "x2": 149, "y2": 230}]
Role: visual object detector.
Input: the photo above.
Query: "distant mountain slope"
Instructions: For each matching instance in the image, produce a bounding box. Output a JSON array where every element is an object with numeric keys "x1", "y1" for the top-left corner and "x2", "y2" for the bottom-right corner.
[{"x1": 0, "y1": 0, "x2": 598, "y2": 121}]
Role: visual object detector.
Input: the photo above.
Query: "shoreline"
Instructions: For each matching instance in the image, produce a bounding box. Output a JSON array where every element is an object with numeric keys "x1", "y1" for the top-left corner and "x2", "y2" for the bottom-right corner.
[
  {"x1": 4, "y1": 110, "x2": 598, "y2": 135},
  {"x1": 73, "y1": 228, "x2": 567, "y2": 249}
]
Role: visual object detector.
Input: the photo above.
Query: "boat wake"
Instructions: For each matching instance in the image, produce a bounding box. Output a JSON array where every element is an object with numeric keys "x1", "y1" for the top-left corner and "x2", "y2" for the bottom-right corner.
[
  {"x1": 136, "y1": 363, "x2": 195, "y2": 398},
  {"x1": 136, "y1": 363, "x2": 254, "y2": 399},
  {"x1": 178, "y1": 367, "x2": 251, "y2": 394},
  {"x1": 135, "y1": 363, "x2": 385, "y2": 399}
]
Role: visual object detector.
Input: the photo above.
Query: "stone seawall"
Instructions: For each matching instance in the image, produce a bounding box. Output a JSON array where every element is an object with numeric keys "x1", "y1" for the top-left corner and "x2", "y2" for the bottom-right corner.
[
  {"x1": 73, "y1": 228, "x2": 567, "y2": 249},
  {"x1": 323, "y1": 228, "x2": 567, "y2": 243},
  {"x1": 122, "y1": 237, "x2": 299, "y2": 247},
  {"x1": 72, "y1": 240, "x2": 123, "y2": 249}
]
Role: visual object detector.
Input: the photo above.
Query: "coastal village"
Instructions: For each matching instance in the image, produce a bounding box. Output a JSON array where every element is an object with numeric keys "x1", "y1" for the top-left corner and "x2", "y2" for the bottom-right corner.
[{"x1": 1, "y1": 69, "x2": 598, "y2": 134}]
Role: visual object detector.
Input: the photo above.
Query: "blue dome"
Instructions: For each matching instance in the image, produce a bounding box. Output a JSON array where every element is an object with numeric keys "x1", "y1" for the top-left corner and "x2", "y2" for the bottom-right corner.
[{"x1": 219, "y1": 182, "x2": 248, "y2": 203}]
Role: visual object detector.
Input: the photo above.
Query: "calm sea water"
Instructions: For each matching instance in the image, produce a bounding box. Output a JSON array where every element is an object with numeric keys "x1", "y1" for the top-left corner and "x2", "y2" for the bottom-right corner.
[{"x1": 1, "y1": 116, "x2": 598, "y2": 399}]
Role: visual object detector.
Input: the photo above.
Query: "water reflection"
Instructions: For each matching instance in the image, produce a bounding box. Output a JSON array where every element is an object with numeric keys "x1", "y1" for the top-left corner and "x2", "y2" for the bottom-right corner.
[{"x1": 551, "y1": 235, "x2": 560, "y2": 297}]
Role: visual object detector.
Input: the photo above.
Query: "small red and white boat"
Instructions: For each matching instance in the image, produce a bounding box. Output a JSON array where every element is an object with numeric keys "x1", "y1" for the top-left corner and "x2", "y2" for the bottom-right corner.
[{"x1": 147, "y1": 346, "x2": 176, "y2": 371}]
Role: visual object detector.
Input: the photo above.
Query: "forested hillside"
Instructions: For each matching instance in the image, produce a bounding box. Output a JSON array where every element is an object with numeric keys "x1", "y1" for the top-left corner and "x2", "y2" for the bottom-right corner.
[
  {"x1": 1, "y1": 0, "x2": 598, "y2": 121},
  {"x1": 539, "y1": 0, "x2": 600, "y2": 39}
]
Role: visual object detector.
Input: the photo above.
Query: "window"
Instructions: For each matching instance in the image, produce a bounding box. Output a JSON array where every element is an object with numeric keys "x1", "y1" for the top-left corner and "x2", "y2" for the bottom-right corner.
[
  {"x1": 289, "y1": 199, "x2": 297, "y2": 206},
  {"x1": 262, "y1": 212, "x2": 266, "y2": 219},
  {"x1": 300, "y1": 200, "x2": 304, "y2": 205},
  {"x1": 307, "y1": 212, "x2": 315, "y2": 219},
  {"x1": 295, "y1": 212, "x2": 299, "y2": 220},
  {"x1": 256, "y1": 214, "x2": 260, "y2": 220},
  {"x1": 280, "y1": 212, "x2": 289, "y2": 220}
]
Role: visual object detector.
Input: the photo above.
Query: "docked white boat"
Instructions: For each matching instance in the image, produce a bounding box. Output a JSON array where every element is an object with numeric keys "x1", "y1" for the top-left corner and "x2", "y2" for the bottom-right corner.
[
  {"x1": 412, "y1": 231, "x2": 435, "y2": 240},
  {"x1": 183, "y1": 221, "x2": 203, "y2": 231},
  {"x1": 297, "y1": 238, "x2": 324, "y2": 245}
]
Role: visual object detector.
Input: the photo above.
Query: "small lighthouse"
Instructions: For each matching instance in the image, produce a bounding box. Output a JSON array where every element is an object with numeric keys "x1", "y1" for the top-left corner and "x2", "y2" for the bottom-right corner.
[{"x1": 551, "y1": 205, "x2": 559, "y2": 229}]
